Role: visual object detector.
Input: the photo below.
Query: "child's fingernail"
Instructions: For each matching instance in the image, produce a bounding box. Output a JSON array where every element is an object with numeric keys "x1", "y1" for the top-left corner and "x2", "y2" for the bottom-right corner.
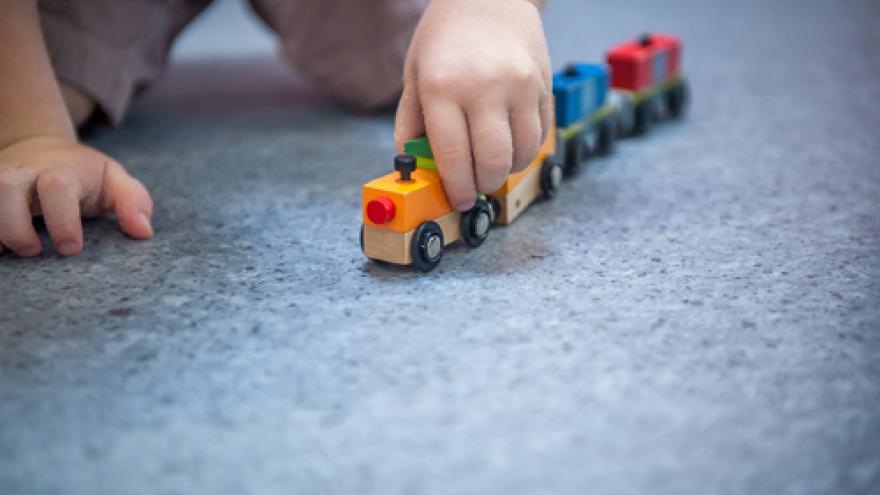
[
  {"x1": 57, "y1": 241, "x2": 78, "y2": 256},
  {"x1": 139, "y1": 212, "x2": 153, "y2": 235}
]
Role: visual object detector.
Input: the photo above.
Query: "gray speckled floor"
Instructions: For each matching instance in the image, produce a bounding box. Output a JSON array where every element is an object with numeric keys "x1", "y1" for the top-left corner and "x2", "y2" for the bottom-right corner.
[{"x1": 2, "y1": 0, "x2": 880, "y2": 494}]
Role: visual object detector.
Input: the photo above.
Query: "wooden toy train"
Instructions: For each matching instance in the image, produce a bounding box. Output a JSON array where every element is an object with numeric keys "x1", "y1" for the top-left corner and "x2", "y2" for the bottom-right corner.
[{"x1": 360, "y1": 33, "x2": 689, "y2": 271}]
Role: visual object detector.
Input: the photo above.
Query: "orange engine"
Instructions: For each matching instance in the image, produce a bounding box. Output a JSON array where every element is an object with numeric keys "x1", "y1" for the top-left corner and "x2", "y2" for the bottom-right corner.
[{"x1": 362, "y1": 166, "x2": 451, "y2": 234}]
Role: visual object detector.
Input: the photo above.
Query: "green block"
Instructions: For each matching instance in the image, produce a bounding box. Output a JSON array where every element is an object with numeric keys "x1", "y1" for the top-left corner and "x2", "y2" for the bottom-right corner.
[
  {"x1": 416, "y1": 156, "x2": 437, "y2": 171},
  {"x1": 404, "y1": 136, "x2": 434, "y2": 159}
]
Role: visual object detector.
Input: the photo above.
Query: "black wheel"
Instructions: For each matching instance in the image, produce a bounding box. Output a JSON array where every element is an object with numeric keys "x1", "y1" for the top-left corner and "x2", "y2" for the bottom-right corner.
[
  {"x1": 359, "y1": 224, "x2": 365, "y2": 254},
  {"x1": 564, "y1": 131, "x2": 589, "y2": 176},
  {"x1": 597, "y1": 117, "x2": 616, "y2": 156},
  {"x1": 460, "y1": 199, "x2": 492, "y2": 248},
  {"x1": 583, "y1": 126, "x2": 600, "y2": 155},
  {"x1": 633, "y1": 100, "x2": 652, "y2": 136},
  {"x1": 666, "y1": 80, "x2": 689, "y2": 119},
  {"x1": 487, "y1": 196, "x2": 501, "y2": 223},
  {"x1": 615, "y1": 114, "x2": 629, "y2": 140},
  {"x1": 410, "y1": 221, "x2": 444, "y2": 272},
  {"x1": 540, "y1": 157, "x2": 564, "y2": 199},
  {"x1": 550, "y1": 129, "x2": 566, "y2": 168}
]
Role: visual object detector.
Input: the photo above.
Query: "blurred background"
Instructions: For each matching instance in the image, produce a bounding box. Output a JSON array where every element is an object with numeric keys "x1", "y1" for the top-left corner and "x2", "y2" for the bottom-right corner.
[{"x1": 1, "y1": 1, "x2": 878, "y2": 494}]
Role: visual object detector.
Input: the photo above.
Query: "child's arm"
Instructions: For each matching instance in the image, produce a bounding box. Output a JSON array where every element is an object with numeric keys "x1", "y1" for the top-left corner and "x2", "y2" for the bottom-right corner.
[
  {"x1": 0, "y1": 1, "x2": 152, "y2": 257},
  {"x1": 395, "y1": 0, "x2": 551, "y2": 211}
]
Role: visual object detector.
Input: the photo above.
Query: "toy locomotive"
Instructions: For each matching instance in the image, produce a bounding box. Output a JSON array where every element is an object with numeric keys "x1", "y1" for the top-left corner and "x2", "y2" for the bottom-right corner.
[{"x1": 360, "y1": 33, "x2": 690, "y2": 271}]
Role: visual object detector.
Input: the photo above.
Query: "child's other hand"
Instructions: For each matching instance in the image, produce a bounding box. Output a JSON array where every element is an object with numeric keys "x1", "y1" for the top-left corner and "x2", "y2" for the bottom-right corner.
[
  {"x1": 0, "y1": 136, "x2": 152, "y2": 257},
  {"x1": 395, "y1": 0, "x2": 552, "y2": 211}
]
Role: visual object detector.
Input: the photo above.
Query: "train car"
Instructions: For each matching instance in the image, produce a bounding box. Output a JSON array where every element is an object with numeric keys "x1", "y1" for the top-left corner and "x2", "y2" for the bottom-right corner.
[
  {"x1": 606, "y1": 33, "x2": 689, "y2": 136},
  {"x1": 552, "y1": 63, "x2": 617, "y2": 176},
  {"x1": 360, "y1": 127, "x2": 562, "y2": 272}
]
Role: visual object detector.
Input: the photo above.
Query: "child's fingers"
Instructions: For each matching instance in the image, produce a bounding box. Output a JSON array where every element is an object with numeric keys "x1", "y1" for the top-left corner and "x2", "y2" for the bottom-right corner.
[
  {"x1": 0, "y1": 171, "x2": 42, "y2": 256},
  {"x1": 394, "y1": 83, "x2": 425, "y2": 153},
  {"x1": 468, "y1": 106, "x2": 513, "y2": 194},
  {"x1": 423, "y1": 100, "x2": 476, "y2": 212},
  {"x1": 509, "y1": 100, "x2": 542, "y2": 173},
  {"x1": 102, "y1": 161, "x2": 153, "y2": 240},
  {"x1": 35, "y1": 168, "x2": 84, "y2": 256}
]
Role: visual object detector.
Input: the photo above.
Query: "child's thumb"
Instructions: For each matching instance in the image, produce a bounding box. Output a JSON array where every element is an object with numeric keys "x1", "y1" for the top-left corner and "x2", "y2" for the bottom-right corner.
[{"x1": 103, "y1": 161, "x2": 153, "y2": 240}]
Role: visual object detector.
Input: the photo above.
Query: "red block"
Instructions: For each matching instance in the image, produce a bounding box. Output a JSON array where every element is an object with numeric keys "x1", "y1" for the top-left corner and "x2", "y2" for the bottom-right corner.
[
  {"x1": 606, "y1": 33, "x2": 681, "y2": 92},
  {"x1": 366, "y1": 196, "x2": 396, "y2": 224}
]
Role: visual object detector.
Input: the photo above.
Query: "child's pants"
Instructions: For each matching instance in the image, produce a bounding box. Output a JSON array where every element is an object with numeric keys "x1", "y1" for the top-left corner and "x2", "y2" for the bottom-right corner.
[{"x1": 38, "y1": 0, "x2": 429, "y2": 124}]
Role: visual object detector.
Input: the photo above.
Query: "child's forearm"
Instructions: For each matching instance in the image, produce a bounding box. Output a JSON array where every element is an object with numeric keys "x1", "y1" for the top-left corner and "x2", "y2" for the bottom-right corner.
[{"x1": 0, "y1": 1, "x2": 76, "y2": 148}]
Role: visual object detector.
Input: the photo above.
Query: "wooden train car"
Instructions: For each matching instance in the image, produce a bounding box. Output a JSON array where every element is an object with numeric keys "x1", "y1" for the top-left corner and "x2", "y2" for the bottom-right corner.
[
  {"x1": 607, "y1": 33, "x2": 689, "y2": 136},
  {"x1": 552, "y1": 62, "x2": 617, "y2": 176}
]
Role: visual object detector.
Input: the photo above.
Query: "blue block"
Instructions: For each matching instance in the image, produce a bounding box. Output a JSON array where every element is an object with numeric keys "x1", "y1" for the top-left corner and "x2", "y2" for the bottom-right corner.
[{"x1": 552, "y1": 63, "x2": 609, "y2": 128}]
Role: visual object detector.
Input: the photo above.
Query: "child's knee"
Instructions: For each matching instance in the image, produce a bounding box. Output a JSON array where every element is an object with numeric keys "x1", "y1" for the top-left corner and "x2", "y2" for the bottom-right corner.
[{"x1": 252, "y1": 0, "x2": 428, "y2": 110}]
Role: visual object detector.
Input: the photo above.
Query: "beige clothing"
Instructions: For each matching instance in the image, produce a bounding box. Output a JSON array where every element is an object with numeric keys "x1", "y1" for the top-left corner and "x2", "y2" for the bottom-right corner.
[{"x1": 38, "y1": 0, "x2": 428, "y2": 124}]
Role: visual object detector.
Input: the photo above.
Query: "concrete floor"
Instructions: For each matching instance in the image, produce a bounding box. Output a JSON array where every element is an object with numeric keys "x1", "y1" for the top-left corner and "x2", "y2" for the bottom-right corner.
[{"x1": 2, "y1": 0, "x2": 879, "y2": 494}]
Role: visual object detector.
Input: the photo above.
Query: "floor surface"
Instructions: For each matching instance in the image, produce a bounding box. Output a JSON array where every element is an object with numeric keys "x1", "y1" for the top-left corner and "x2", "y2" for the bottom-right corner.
[{"x1": 2, "y1": 0, "x2": 879, "y2": 494}]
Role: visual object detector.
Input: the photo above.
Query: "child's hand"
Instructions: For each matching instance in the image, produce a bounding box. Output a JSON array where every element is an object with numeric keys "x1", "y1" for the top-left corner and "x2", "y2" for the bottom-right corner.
[
  {"x1": 0, "y1": 136, "x2": 152, "y2": 257},
  {"x1": 395, "y1": 0, "x2": 552, "y2": 211}
]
